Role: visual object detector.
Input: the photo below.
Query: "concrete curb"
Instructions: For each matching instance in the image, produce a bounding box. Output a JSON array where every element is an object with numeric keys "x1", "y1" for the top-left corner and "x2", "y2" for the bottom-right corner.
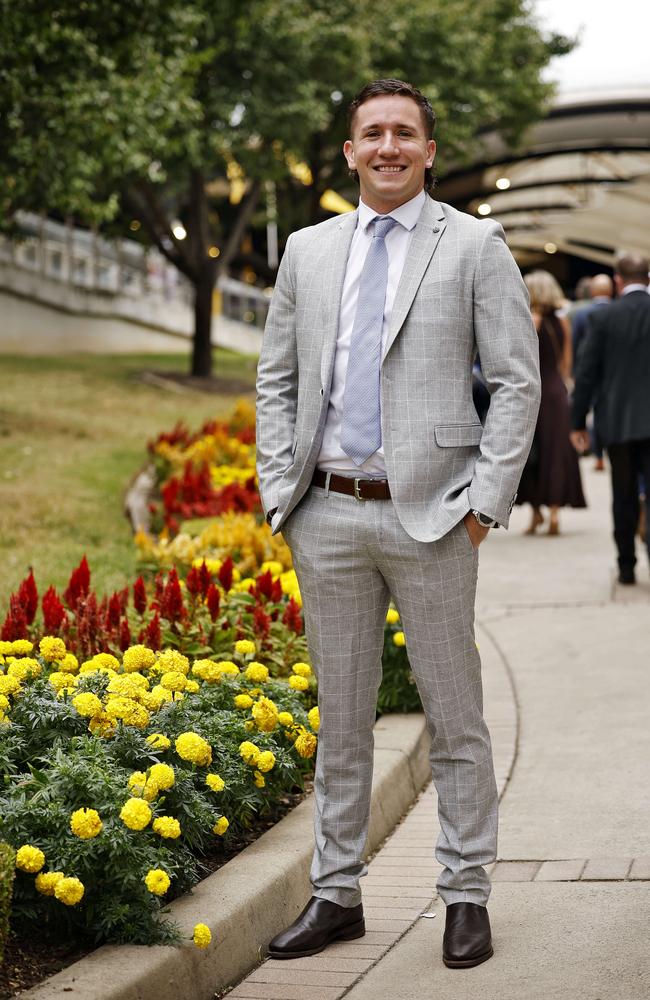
[{"x1": 21, "y1": 713, "x2": 431, "y2": 1000}]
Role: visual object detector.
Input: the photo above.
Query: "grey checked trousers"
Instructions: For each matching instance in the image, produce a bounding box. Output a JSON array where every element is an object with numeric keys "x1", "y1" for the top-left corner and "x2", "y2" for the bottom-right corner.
[{"x1": 281, "y1": 483, "x2": 498, "y2": 908}]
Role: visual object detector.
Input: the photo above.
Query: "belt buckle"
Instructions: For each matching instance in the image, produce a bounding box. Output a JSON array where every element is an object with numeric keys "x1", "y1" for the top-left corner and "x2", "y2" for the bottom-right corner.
[{"x1": 353, "y1": 477, "x2": 366, "y2": 501}]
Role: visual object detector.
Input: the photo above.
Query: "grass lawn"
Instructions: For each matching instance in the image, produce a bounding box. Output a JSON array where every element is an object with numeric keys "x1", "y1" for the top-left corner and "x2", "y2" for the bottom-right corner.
[{"x1": 0, "y1": 350, "x2": 257, "y2": 612}]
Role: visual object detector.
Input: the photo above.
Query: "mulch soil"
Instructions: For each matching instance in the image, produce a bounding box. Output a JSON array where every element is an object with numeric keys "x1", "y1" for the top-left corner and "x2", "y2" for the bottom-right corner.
[
  {"x1": 0, "y1": 775, "x2": 313, "y2": 999},
  {"x1": 138, "y1": 370, "x2": 256, "y2": 396}
]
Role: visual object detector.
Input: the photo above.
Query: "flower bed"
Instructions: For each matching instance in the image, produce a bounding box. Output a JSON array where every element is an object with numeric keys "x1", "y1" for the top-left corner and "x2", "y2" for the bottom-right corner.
[{"x1": 0, "y1": 634, "x2": 318, "y2": 948}]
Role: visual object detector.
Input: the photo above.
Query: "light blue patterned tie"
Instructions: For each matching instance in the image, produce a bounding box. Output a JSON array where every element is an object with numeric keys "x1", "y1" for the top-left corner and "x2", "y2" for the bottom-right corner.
[{"x1": 341, "y1": 215, "x2": 397, "y2": 466}]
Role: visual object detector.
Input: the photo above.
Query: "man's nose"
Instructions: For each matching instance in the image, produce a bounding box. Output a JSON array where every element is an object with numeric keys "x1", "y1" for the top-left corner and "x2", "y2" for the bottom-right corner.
[{"x1": 378, "y1": 131, "x2": 399, "y2": 155}]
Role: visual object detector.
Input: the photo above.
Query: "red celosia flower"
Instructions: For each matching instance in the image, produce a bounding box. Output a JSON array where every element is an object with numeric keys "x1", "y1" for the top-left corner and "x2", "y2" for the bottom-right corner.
[
  {"x1": 217, "y1": 556, "x2": 233, "y2": 592},
  {"x1": 17, "y1": 570, "x2": 38, "y2": 625},
  {"x1": 198, "y1": 560, "x2": 212, "y2": 596},
  {"x1": 63, "y1": 556, "x2": 91, "y2": 610},
  {"x1": 106, "y1": 593, "x2": 122, "y2": 630},
  {"x1": 119, "y1": 617, "x2": 132, "y2": 651},
  {"x1": 206, "y1": 583, "x2": 220, "y2": 621},
  {"x1": 42, "y1": 586, "x2": 67, "y2": 633},
  {"x1": 254, "y1": 570, "x2": 274, "y2": 602},
  {"x1": 1, "y1": 594, "x2": 28, "y2": 641},
  {"x1": 160, "y1": 566, "x2": 184, "y2": 623},
  {"x1": 133, "y1": 577, "x2": 147, "y2": 616},
  {"x1": 75, "y1": 592, "x2": 102, "y2": 659},
  {"x1": 186, "y1": 565, "x2": 203, "y2": 597},
  {"x1": 144, "y1": 611, "x2": 161, "y2": 651},
  {"x1": 252, "y1": 604, "x2": 271, "y2": 641},
  {"x1": 282, "y1": 597, "x2": 303, "y2": 634}
]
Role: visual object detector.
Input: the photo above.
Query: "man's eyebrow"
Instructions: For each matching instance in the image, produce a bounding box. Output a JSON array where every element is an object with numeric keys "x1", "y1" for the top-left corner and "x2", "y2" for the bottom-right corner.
[{"x1": 359, "y1": 121, "x2": 417, "y2": 132}]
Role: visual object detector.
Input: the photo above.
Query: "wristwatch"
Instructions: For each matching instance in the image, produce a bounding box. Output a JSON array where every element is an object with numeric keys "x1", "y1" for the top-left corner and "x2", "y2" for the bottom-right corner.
[{"x1": 471, "y1": 509, "x2": 499, "y2": 528}]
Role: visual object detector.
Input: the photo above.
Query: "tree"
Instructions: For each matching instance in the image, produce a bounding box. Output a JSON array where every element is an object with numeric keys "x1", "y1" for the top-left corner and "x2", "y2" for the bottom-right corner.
[{"x1": 0, "y1": 0, "x2": 570, "y2": 377}]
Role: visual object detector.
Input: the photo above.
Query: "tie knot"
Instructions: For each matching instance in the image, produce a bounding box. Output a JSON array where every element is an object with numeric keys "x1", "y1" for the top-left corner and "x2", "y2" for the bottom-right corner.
[{"x1": 371, "y1": 216, "x2": 397, "y2": 240}]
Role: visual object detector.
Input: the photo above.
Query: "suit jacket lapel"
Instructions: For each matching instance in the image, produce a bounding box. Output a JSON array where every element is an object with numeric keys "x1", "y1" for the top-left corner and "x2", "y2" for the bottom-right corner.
[
  {"x1": 382, "y1": 196, "x2": 447, "y2": 362},
  {"x1": 320, "y1": 210, "x2": 358, "y2": 389}
]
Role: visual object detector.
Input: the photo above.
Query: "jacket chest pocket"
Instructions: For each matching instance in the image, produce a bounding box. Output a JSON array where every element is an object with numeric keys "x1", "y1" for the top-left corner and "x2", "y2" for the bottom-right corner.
[{"x1": 434, "y1": 423, "x2": 483, "y2": 447}]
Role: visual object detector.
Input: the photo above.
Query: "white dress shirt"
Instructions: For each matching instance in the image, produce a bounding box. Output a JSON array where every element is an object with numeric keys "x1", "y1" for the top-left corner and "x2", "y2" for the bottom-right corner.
[{"x1": 317, "y1": 189, "x2": 426, "y2": 477}]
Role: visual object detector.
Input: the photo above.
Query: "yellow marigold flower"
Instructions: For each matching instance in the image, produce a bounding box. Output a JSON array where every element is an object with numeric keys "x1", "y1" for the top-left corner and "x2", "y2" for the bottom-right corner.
[
  {"x1": 70, "y1": 807, "x2": 103, "y2": 839},
  {"x1": 0, "y1": 675, "x2": 21, "y2": 696},
  {"x1": 155, "y1": 649, "x2": 190, "y2": 676},
  {"x1": 128, "y1": 771, "x2": 148, "y2": 796},
  {"x1": 205, "y1": 773, "x2": 225, "y2": 793},
  {"x1": 146, "y1": 733, "x2": 171, "y2": 750},
  {"x1": 253, "y1": 770, "x2": 265, "y2": 788},
  {"x1": 175, "y1": 731, "x2": 212, "y2": 766},
  {"x1": 291, "y1": 662, "x2": 312, "y2": 677},
  {"x1": 16, "y1": 845, "x2": 45, "y2": 873},
  {"x1": 0, "y1": 710, "x2": 10, "y2": 726},
  {"x1": 289, "y1": 675, "x2": 309, "y2": 692},
  {"x1": 185, "y1": 679, "x2": 199, "y2": 694},
  {"x1": 88, "y1": 713, "x2": 115, "y2": 739},
  {"x1": 308, "y1": 706, "x2": 320, "y2": 732},
  {"x1": 149, "y1": 685, "x2": 173, "y2": 707},
  {"x1": 72, "y1": 692, "x2": 103, "y2": 719},
  {"x1": 244, "y1": 720, "x2": 255, "y2": 731},
  {"x1": 278, "y1": 711, "x2": 294, "y2": 726},
  {"x1": 94, "y1": 653, "x2": 120, "y2": 670},
  {"x1": 244, "y1": 662, "x2": 269, "y2": 684},
  {"x1": 35, "y1": 871, "x2": 64, "y2": 896},
  {"x1": 8, "y1": 658, "x2": 41, "y2": 680},
  {"x1": 144, "y1": 868, "x2": 171, "y2": 896},
  {"x1": 260, "y1": 560, "x2": 283, "y2": 576},
  {"x1": 0, "y1": 694, "x2": 9, "y2": 713},
  {"x1": 120, "y1": 797, "x2": 152, "y2": 831},
  {"x1": 252, "y1": 696, "x2": 278, "y2": 732},
  {"x1": 105, "y1": 696, "x2": 149, "y2": 729},
  {"x1": 234, "y1": 694, "x2": 253, "y2": 709},
  {"x1": 235, "y1": 578, "x2": 256, "y2": 593},
  {"x1": 108, "y1": 674, "x2": 148, "y2": 698},
  {"x1": 256, "y1": 750, "x2": 276, "y2": 773},
  {"x1": 295, "y1": 728, "x2": 318, "y2": 758},
  {"x1": 59, "y1": 653, "x2": 79, "y2": 674},
  {"x1": 234, "y1": 639, "x2": 256, "y2": 656},
  {"x1": 212, "y1": 817, "x2": 229, "y2": 836},
  {"x1": 39, "y1": 636, "x2": 67, "y2": 662},
  {"x1": 54, "y1": 876, "x2": 85, "y2": 906},
  {"x1": 215, "y1": 660, "x2": 239, "y2": 675},
  {"x1": 386, "y1": 608, "x2": 400, "y2": 625},
  {"x1": 8, "y1": 639, "x2": 33, "y2": 655},
  {"x1": 239, "y1": 740, "x2": 260, "y2": 765},
  {"x1": 160, "y1": 670, "x2": 187, "y2": 692},
  {"x1": 152, "y1": 816, "x2": 181, "y2": 839},
  {"x1": 122, "y1": 645, "x2": 156, "y2": 673},
  {"x1": 149, "y1": 763, "x2": 175, "y2": 791},
  {"x1": 392, "y1": 631, "x2": 406, "y2": 647},
  {"x1": 193, "y1": 923, "x2": 212, "y2": 948}
]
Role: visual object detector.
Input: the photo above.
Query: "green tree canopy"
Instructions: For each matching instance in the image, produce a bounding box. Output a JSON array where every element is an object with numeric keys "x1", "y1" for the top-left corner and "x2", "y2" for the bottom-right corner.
[{"x1": 0, "y1": 0, "x2": 570, "y2": 376}]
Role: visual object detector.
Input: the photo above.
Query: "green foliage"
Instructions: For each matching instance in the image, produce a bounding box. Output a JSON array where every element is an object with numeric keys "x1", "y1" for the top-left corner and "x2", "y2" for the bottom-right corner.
[
  {"x1": 0, "y1": 842, "x2": 15, "y2": 966},
  {"x1": 0, "y1": 645, "x2": 318, "y2": 946},
  {"x1": 378, "y1": 620, "x2": 423, "y2": 715}
]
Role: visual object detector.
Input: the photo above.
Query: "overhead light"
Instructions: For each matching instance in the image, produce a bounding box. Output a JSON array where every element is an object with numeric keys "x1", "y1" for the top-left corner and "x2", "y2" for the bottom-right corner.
[
  {"x1": 208, "y1": 246, "x2": 220, "y2": 258},
  {"x1": 544, "y1": 242, "x2": 558, "y2": 254},
  {"x1": 496, "y1": 177, "x2": 510, "y2": 190},
  {"x1": 172, "y1": 221, "x2": 187, "y2": 240},
  {"x1": 477, "y1": 203, "x2": 492, "y2": 216}
]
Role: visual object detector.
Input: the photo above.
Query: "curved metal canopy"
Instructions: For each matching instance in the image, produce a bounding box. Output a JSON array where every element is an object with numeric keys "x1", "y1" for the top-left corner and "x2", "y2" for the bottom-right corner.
[{"x1": 435, "y1": 87, "x2": 650, "y2": 267}]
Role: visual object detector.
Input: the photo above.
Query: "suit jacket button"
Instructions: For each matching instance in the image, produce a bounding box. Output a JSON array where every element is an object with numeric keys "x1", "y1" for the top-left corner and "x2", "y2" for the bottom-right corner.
[
  {"x1": 433, "y1": 226, "x2": 440, "y2": 233},
  {"x1": 320, "y1": 388, "x2": 324, "y2": 396}
]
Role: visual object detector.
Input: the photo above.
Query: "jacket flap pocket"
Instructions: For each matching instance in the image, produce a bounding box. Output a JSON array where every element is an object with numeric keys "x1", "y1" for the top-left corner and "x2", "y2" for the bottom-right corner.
[{"x1": 434, "y1": 423, "x2": 483, "y2": 447}]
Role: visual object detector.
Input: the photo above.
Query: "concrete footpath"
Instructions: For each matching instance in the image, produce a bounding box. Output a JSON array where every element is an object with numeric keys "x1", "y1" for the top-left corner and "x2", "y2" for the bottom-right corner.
[{"x1": 225, "y1": 459, "x2": 650, "y2": 1000}]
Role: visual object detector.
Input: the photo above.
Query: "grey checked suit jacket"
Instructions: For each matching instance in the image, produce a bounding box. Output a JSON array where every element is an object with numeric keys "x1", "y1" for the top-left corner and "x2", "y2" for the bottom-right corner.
[{"x1": 256, "y1": 195, "x2": 541, "y2": 541}]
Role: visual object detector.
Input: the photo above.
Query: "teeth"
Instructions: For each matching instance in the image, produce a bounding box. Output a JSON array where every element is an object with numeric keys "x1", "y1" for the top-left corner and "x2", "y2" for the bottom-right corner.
[{"x1": 376, "y1": 166, "x2": 404, "y2": 172}]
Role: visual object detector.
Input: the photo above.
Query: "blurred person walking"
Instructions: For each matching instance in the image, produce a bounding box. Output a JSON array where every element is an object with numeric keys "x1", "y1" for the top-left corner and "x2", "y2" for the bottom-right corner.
[
  {"x1": 571, "y1": 274, "x2": 614, "y2": 471},
  {"x1": 571, "y1": 253, "x2": 650, "y2": 585},
  {"x1": 516, "y1": 270, "x2": 586, "y2": 535}
]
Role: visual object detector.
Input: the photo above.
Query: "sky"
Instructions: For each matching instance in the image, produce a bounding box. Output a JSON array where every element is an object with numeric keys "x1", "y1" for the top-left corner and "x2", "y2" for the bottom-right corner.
[{"x1": 534, "y1": 0, "x2": 650, "y2": 94}]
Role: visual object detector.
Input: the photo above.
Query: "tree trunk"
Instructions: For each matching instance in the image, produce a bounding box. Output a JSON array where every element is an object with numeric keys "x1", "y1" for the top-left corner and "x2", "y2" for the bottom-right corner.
[{"x1": 191, "y1": 264, "x2": 217, "y2": 377}]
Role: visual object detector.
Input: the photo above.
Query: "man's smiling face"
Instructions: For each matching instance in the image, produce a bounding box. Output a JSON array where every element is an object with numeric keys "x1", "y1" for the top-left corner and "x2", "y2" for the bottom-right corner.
[{"x1": 343, "y1": 94, "x2": 436, "y2": 214}]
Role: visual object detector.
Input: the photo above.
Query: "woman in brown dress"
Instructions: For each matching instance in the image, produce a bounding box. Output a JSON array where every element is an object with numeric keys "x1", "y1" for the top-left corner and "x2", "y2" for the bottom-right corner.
[{"x1": 516, "y1": 270, "x2": 586, "y2": 534}]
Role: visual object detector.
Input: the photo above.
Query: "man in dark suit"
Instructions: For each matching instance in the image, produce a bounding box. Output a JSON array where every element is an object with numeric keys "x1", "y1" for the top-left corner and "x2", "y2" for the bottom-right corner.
[
  {"x1": 571, "y1": 274, "x2": 613, "y2": 471},
  {"x1": 571, "y1": 253, "x2": 650, "y2": 584}
]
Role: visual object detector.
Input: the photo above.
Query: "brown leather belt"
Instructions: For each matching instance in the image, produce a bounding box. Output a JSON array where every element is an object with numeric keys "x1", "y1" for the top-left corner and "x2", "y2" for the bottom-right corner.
[{"x1": 312, "y1": 469, "x2": 391, "y2": 500}]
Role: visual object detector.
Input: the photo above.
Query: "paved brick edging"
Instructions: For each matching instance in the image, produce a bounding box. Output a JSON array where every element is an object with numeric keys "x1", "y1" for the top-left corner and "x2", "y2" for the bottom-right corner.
[{"x1": 19, "y1": 713, "x2": 432, "y2": 1000}]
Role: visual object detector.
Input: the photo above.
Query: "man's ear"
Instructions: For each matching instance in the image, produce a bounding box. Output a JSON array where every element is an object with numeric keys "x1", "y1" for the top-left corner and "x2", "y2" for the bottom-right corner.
[
  {"x1": 425, "y1": 139, "x2": 436, "y2": 169},
  {"x1": 343, "y1": 139, "x2": 355, "y2": 171}
]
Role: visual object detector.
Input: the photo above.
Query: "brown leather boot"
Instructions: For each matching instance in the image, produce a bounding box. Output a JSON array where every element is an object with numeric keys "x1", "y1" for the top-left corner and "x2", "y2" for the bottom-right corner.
[
  {"x1": 267, "y1": 896, "x2": 365, "y2": 959},
  {"x1": 442, "y1": 902, "x2": 493, "y2": 968}
]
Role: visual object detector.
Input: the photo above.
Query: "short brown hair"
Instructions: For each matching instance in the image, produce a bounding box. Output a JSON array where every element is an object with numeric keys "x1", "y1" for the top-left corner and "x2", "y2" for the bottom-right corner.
[
  {"x1": 347, "y1": 78, "x2": 437, "y2": 193},
  {"x1": 614, "y1": 251, "x2": 649, "y2": 285}
]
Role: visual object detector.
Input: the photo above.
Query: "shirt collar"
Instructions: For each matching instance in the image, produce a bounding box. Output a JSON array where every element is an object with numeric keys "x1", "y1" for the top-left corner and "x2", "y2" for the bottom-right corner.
[
  {"x1": 358, "y1": 189, "x2": 427, "y2": 233},
  {"x1": 621, "y1": 283, "x2": 648, "y2": 295}
]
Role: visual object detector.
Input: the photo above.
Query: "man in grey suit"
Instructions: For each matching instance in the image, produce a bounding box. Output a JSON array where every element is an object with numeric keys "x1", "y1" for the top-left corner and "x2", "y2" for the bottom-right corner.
[{"x1": 256, "y1": 79, "x2": 540, "y2": 968}]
